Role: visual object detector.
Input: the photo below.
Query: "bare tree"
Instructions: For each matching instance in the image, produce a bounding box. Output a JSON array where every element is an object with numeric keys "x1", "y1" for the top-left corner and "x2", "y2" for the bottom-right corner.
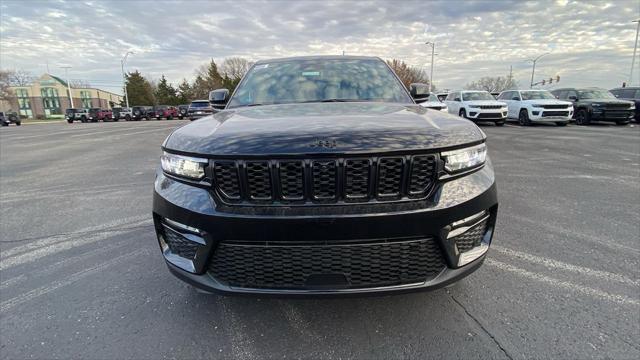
[
  {"x1": 386, "y1": 59, "x2": 430, "y2": 89},
  {"x1": 220, "y1": 57, "x2": 254, "y2": 81},
  {"x1": 0, "y1": 70, "x2": 15, "y2": 101},
  {"x1": 8, "y1": 69, "x2": 35, "y2": 86},
  {"x1": 464, "y1": 76, "x2": 518, "y2": 93},
  {"x1": 69, "y1": 79, "x2": 92, "y2": 88}
]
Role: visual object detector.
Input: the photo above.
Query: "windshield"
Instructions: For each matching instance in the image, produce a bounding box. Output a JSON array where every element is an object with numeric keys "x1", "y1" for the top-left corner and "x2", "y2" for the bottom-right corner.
[
  {"x1": 228, "y1": 58, "x2": 412, "y2": 108},
  {"x1": 578, "y1": 89, "x2": 615, "y2": 99},
  {"x1": 521, "y1": 91, "x2": 556, "y2": 100},
  {"x1": 190, "y1": 101, "x2": 210, "y2": 108},
  {"x1": 462, "y1": 92, "x2": 495, "y2": 101}
]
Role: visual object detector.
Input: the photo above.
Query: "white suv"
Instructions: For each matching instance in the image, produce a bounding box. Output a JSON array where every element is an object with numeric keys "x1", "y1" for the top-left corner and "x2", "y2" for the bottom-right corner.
[
  {"x1": 497, "y1": 90, "x2": 573, "y2": 126},
  {"x1": 445, "y1": 90, "x2": 507, "y2": 126}
]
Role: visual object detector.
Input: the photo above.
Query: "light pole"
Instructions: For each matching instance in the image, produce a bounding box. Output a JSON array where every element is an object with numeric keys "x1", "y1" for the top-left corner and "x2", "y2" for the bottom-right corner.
[
  {"x1": 528, "y1": 52, "x2": 551, "y2": 88},
  {"x1": 121, "y1": 51, "x2": 134, "y2": 108},
  {"x1": 425, "y1": 42, "x2": 435, "y2": 92},
  {"x1": 630, "y1": 19, "x2": 640, "y2": 86},
  {"x1": 60, "y1": 66, "x2": 74, "y2": 108}
]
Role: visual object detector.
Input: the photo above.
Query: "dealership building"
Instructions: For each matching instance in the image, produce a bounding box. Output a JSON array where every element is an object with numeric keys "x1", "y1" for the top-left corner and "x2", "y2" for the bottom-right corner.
[{"x1": 2, "y1": 74, "x2": 123, "y2": 118}]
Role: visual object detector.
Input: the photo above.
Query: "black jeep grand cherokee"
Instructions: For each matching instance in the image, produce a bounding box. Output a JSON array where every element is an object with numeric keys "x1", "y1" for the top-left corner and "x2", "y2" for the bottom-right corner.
[{"x1": 153, "y1": 56, "x2": 498, "y2": 295}]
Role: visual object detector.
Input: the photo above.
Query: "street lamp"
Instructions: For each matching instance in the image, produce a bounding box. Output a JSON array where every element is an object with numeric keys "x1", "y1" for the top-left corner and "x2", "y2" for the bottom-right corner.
[
  {"x1": 121, "y1": 51, "x2": 134, "y2": 108},
  {"x1": 528, "y1": 52, "x2": 551, "y2": 89},
  {"x1": 425, "y1": 42, "x2": 435, "y2": 92},
  {"x1": 60, "y1": 66, "x2": 74, "y2": 108},
  {"x1": 630, "y1": 19, "x2": 640, "y2": 86}
]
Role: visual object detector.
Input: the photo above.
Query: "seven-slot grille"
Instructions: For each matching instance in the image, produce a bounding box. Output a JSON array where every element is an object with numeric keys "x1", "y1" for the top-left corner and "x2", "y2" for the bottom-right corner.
[
  {"x1": 479, "y1": 105, "x2": 503, "y2": 109},
  {"x1": 213, "y1": 155, "x2": 438, "y2": 205}
]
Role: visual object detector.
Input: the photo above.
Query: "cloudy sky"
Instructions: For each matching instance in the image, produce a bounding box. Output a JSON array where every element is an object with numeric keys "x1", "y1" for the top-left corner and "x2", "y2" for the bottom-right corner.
[{"x1": 1, "y1": 0, "x2": 638, "y2": 94}]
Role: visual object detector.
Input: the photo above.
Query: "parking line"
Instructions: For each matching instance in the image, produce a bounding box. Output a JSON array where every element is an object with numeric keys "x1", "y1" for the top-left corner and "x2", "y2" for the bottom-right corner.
[
  {"x1": 0, "y1": 249, "x2": 149, "y2": 313},
  {"x1": 486, "y1": 259, "x2": 639, "y2": 306},
  {"x1": 492, "y1": 246, "x2": 639, "y2": 286}
]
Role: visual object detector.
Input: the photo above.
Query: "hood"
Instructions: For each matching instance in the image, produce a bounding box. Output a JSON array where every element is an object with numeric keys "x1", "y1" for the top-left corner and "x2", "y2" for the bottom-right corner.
[
  {"x1": 419, "y1": 101, "x2": 447, "y2": 108},
  {"x1": 522, "y1": 99, "x2": 572, "y2": 105},
  {"x1": 463, "y1": 100, "x2": 506, "y2": 106},
  {"x1": 164, "y1": 102, "x2": 485, "y2": 156},
  {"x1": 582, "y1": 99, "x2": 633, "y2": 105}
]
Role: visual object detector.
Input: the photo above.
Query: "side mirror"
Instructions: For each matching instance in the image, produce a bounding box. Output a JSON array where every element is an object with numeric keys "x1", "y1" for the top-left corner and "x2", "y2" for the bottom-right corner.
[
  {"x1": 409, "y1": 83, "x2": 430, "y2": 103},
  {"x1": 209, "y1": 89, "x2": 230, "y2": 109},
  {"x1": 568, "y1": 95, "x2": 577, "y2": 101}
]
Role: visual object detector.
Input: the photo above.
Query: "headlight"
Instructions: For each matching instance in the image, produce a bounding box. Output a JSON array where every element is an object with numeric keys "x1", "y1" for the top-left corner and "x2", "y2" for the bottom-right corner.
[
  {"x1": 630, "y1": 105, "x2": 636, "y2": 110},
  {"x1": 161, "y1": 152, "x2": 207, "y2": 180},
  {"x1": 469, "y1": 105, "x2": 481, "y2": 108},
  {"x1": 441, "y1": 143, "x2": 487, "y2": 173},
  {"x1": 531, "y1": 104, "x2": 544, "y2": 108}
]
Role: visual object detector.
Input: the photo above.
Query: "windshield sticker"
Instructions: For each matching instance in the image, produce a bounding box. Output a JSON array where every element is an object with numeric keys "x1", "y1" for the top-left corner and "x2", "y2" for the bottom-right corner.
[{"x1": 302, "y1": 71, "x2": 320, "y2": 76}]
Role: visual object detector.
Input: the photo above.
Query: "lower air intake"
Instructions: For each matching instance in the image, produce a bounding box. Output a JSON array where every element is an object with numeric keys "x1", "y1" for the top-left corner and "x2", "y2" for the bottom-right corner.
[{"x1": 208, "y1": 238, "x2": 446, "y2": 290}]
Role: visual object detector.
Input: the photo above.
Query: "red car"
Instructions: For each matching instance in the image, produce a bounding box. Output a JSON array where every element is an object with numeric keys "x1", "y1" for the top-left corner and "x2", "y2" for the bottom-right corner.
[
  {"x1": 154, "y1": 105, "x2": 178, "y2": 120},
  {"x1": 88, "y1": 108, "x2": 114, "y2": 122}
]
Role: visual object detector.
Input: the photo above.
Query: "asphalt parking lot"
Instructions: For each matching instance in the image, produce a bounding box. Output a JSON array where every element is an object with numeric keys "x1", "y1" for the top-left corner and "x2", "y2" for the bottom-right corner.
[{"x1": 0, "y1": 119, "x2": 638, "y2": 359}]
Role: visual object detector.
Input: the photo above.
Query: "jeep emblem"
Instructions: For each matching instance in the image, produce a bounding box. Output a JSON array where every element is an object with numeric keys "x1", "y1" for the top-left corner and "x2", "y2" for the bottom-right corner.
[{"x1": 310, "y1": 139, "x2": 337, "y2": 148}]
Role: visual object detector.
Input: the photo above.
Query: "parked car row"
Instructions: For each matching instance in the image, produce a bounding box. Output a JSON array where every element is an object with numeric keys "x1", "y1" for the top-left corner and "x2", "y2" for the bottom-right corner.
[
  {"x1": 417, "y1": 85, "x2": 636, "y2": 127},
  {"x1": 66, "y1": 100, "x2": 218, "y2": 124}
]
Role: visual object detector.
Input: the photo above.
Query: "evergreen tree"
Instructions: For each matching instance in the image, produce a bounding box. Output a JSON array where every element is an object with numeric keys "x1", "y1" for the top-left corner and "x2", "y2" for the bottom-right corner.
[
  {"x1": 176, "y1": 78, "x2": 193, "y2": 104},
  {"x1": 192, "y1": 59, "x2": 224, "y2": 99},
  {"x1": 125, "y1": 70, "x2": 155, "y2": 106},
  {"x1": 154, "y1": 75, "x2": 178, "y2": 105}
]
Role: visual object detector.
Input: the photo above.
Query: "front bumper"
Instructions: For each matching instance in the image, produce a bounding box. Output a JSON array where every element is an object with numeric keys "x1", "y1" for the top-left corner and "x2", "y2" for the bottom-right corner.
[
  {"x1": 528, "y1": 108, "x2": 573, "y2": 122},
  {"x1": 466, "y1": 109, "x2": 507, "y2": 121},
  {"x1": 590, "y1": 108, "x2": 634, "y2": 122},
  {"x1": 152, "y1": 162, "x2": 498, "y2": 295}
]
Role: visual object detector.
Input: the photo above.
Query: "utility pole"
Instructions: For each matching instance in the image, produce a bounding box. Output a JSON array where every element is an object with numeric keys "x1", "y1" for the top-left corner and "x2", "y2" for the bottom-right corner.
[
  {"x1": 121, "y1": 51, "x2": 134, "y2": 108},
  {"x1": 630, "y1": 19, "x2": 640, "y2": 86},
  {"x1": 528, "y1": 52, "x2": 551, "y2": 89},
  {"x1": 508, "y1": 65, "x2": 513, "y2": 85},
  {"x1": 60, "y1": 66, "x2": 74, "y2": 108},
  {"x1": 425, "y1": 41, "x2": 435, "y2": 92}
]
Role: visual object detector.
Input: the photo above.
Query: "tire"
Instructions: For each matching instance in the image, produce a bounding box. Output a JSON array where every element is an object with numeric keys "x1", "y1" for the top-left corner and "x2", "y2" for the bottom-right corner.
[
  {"x1": 167, "y1": 116, "x2": 173, "y2": 120},
  {"x1": 16, "y1": 122, "x2": 21, "y2": 126},
  {"x1": 459, "y1": 108, "x2": 467, "y2": 119},
  {"x1": 113, "y1": 118, "x2": 119, "y2": 122},
  {"x1": 495, "y1": 121, "x2": 505, "y2": 126},
  {"x1": 575, "y1": 109, "x2": 590, "y2": 125},
  {"x1": 80, "y1": 116, "x2": 87, "y2": 123},
  {"x1": 518, "y1": 109, "x2": 531, "y2": 126},
  {"x1": 555, "y1": 121, "x2": 568, "y2": 126},
  {"x1": 125, "y1": 115, "x2": 131, "y2": 121},
  {"x1": 67, "y1": 119, "x2": 73, "y2": 124},
  {"x1": 1, "y1": 122, "x2": 8, "y2": 126}
]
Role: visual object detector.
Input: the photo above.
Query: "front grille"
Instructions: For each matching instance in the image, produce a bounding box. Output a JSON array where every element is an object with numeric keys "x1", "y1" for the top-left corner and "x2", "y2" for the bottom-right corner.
[
  {"x1": 542, "y1": 111, "x2": 570, "y2": 117},
  {"x1": 454, "y1": 218, "x2": 488, "y2": 253},
  {"x1": 479, "y1": 105, "x2": 502, "y2": 109},
  {"x1": 163, "y1": 227, "x2": 198, "y2": 259},
  {"x1": 607, "y1": 104, "x2": 630, "y2": 109},
  {"x1": 477, "y1": 112, "x2": 504, "y2": 119},
  {"x1": 541, "y1": 104, "x2": 570, "y2": 109},
  {"x1": 212, "y1": 155, "x2": 438, "y2": 206},
  {"x1": 208, "y1": 238, "x2": 446, "y2": 289},
  {"x1": 603, "y1": 110, "x2": 631, "y2": 118}
]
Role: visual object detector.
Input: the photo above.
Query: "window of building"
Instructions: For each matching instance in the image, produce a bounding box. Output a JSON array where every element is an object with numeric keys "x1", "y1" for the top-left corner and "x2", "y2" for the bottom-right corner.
[
  {"x1": 41, "y1": 87, "x2": 61, "y2": 116},
  {"x1": 80, "y1": 91, "x2": 92, "y2": 108},
  {"x1": 15, "y1": 88, "x2": 33, "y2": 117}
]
